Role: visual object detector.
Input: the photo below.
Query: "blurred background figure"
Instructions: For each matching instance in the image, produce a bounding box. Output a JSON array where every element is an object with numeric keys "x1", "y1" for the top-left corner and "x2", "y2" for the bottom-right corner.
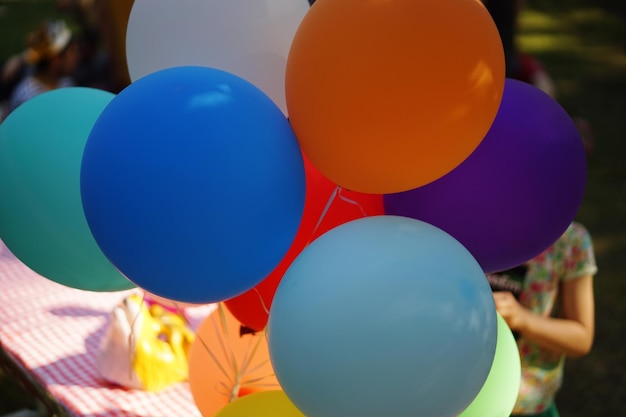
[
  {"x1": 4, "y1": 19, "x2": 78, "y2": 115},
  {"x1": 56, "y1": 0, "x2": 133, "y2": 93},
  {"x1": 0, "y1": 0, "x2": 134, "y2": 122}
]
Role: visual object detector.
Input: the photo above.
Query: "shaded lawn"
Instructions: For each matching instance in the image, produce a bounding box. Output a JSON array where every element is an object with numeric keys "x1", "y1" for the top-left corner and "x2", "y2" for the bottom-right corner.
[
  {"x1": 519, "y1": 1, "x2": 626, "y2": 416},
  {"x1": 0, "y1": 0, "x2": 74, "y2": 61}
]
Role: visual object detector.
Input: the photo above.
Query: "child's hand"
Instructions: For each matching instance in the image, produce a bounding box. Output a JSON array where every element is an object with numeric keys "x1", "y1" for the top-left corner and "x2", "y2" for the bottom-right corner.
[{"x1": 493, "y1": 291, "x2": 531, "y2": 331}]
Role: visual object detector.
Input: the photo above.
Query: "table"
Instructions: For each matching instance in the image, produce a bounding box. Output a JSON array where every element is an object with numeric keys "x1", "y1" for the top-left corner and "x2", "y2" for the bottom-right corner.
[{"x1": 0, "y1": 240, "x2": 212, "y2": 417}]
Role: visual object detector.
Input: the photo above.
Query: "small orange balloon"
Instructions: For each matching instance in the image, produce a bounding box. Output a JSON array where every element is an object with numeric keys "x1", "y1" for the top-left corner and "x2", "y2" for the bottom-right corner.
[
  {"x1": 286, "y1": 0, "x2": 505, "y2": 194},
  {"x1": 189, "y1": 305, "x2": 280, "y2": 417}
]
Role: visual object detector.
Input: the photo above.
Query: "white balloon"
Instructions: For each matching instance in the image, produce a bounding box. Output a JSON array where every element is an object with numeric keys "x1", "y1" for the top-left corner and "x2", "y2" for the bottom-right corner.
[{"x1": 126, "y1": 0, "x2": 310, "y2": 114}]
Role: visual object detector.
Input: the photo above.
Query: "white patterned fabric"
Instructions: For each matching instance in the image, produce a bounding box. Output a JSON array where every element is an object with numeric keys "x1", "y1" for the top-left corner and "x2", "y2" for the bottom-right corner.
[{"x1": 0, "y1": 240, "x2": 213, "y2": 417}]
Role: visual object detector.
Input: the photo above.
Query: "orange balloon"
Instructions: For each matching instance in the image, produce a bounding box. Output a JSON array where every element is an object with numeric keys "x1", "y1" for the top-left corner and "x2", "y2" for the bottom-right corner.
[
  {"x1": 224, "y1": 155, "x2": 384, "y2": 331},
  {"x1": 286, "y1": 0, "x2": 505, "y2": 194},
  {"x1": 189, "y1": 305, "x2": 280, "y2": 417}
]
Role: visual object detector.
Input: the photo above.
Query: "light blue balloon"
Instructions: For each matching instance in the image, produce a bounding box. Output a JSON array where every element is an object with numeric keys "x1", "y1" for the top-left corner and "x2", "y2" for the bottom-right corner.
[{"x1": 268, "y1": 215, "x2": 496, "y2": 417}]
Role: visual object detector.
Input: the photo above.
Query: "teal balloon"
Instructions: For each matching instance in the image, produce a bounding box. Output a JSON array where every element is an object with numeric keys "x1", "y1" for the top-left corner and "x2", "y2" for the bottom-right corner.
[
  {"x1": 268, "y1": 215, "x2": 497, "y2": 417},
  {"x1": 459, "y1": 313, "x2": 521, "y2": 417},
  {"x1": 0, "y1": 87, "x2": 134, "y2": 291}
]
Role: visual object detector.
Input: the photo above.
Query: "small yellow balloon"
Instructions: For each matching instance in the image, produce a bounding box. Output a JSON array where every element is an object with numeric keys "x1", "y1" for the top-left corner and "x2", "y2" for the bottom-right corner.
[{"x1": 215, "y1": 391, "x2": 304, "y2": 417}]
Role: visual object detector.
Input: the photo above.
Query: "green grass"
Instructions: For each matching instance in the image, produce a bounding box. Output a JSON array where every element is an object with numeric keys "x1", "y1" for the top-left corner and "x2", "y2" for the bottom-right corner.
[
  {"x1": 0, "y1": 0, "x2": 77, "y2": 62},
  {"x1": 0, "y1": 367, "x2": 38, "y2": 414},
  {"x1": 0, "y1": 0, "x2": 625, "y2": 416}
]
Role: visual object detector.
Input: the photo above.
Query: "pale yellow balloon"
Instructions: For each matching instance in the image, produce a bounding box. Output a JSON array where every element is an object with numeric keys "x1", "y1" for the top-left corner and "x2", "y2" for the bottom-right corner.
[{"x1": 215, "y1": 391, "x2": 304, "y2": 417}]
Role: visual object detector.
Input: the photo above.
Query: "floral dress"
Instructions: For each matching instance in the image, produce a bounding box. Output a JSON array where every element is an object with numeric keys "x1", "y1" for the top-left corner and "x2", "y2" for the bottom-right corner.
[{"x1": 506, "y1": 222, "x2": 597, "y2": 414}]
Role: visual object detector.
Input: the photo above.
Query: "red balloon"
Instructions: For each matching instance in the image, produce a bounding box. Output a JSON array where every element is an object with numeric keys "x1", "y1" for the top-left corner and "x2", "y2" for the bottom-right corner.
[{"x1": 224, "y1": 156, "x2": 384, "y2": 330}]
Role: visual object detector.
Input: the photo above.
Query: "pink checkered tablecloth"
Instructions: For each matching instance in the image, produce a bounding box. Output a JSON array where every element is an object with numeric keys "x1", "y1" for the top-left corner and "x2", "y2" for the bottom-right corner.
[{"x1": 0, "y1": 240, "x2": 213, "y2": 417}]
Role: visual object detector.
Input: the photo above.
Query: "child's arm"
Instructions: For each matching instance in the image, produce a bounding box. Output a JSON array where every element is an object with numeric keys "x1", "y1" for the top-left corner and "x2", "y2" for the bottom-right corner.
[{"x1": 494, "y1": 274, "x2": 595, "y2": 357}]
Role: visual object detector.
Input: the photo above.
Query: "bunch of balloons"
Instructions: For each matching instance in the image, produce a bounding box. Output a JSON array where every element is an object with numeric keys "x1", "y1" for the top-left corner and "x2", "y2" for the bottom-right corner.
[{"x1": 0, "y1": 0, "x2": 589, "y2": 415}]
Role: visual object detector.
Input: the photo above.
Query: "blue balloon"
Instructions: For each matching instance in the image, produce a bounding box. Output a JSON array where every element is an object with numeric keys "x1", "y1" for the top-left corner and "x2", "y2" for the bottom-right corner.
[
  {"x1": 81, "y1": 66, "x2": 305, "y2": 303},
  {"x1": 268, "y1": 215, "x2": 496, "y2": 417}
]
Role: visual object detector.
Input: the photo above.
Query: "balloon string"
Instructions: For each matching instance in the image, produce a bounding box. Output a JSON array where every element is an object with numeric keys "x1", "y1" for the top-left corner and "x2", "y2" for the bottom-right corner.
[
  {"x1": 337, "y1": 186, "x2": 369, "y2": 217},
  {"x1": 252, "y1": 185, "x2": 371, "y2": 319},
  {"x1": 217, "y1": 303, "x2": 242, "y2": 402},
  {"x1": 307, "y1": 185, "x2": 340, "y2": 245},
  {"x1": 253, "y1": 286, "x2": 270, "y2": 315},
  {"x1": 308, "y1": 185, "x2": 372, "y2": 244},
  {"x1": 128, "y1": 292, "x2": 147, "y2": 380},
  {"x1": 174, "y1": 303, "x2": 278, "y2": 400},
  {"x1": 252, "y1": 186, "x2": 339, "y2": 319},
  {"x1": 174, "y1": 302, "x2": 234, "y2": 390},
  {"x1": 236, "y1": 329, "x2": 274, "y2": 387}
]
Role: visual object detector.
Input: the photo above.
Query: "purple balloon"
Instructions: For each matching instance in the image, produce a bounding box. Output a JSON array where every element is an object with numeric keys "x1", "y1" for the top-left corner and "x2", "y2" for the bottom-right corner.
[{"x1": 384, "y1": 79, "x2": 587, "y2": 273}]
